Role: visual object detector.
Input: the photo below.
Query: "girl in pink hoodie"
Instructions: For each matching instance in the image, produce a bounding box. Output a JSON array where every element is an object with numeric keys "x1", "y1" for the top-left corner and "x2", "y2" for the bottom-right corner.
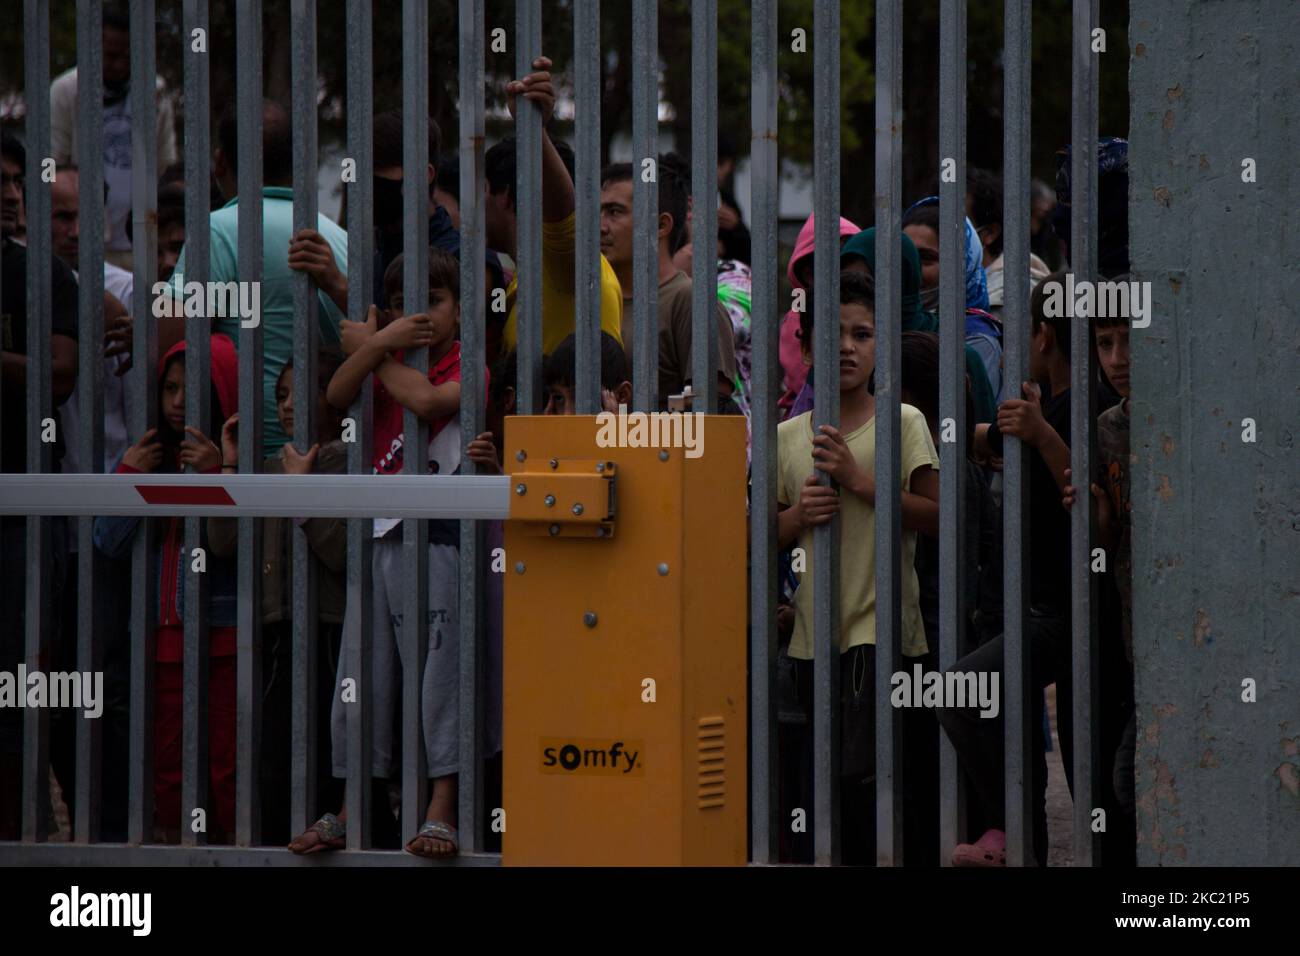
[{"x1": 778, "y1": 213, "x2": 861, "y2": 415}]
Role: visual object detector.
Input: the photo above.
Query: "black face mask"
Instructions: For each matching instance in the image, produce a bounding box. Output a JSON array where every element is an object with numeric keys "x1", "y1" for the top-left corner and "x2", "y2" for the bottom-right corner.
[{"x1": 373, "y1": 176, "x2": 405, "y2": 234}]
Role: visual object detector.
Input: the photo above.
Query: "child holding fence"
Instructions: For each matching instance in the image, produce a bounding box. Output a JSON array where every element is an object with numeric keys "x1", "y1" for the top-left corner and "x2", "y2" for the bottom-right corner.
[
  {"x1": 94, "y1": 334, "x2": 240, "y2": 843},
  {"x1": 207, "y1": 356, "x2": 348, "y2": 845},
  {"x1": 776, "y1": 270, "x2": 941, "y2": 864},
  {"x1": 1063, "y1": 304, "x2": 1138, "y2": 865},
  {"x1": 291, "y1": 248, "x2": 476, "y2": 858}
]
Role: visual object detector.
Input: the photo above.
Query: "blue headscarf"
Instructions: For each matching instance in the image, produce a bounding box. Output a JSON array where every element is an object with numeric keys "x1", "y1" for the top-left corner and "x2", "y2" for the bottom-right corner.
[{"x1": 903, "y1": 195, "x2": 990, "y2": 311}]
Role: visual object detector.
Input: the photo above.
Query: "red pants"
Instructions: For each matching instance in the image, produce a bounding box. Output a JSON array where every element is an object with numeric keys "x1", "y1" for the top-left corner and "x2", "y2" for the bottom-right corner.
[{"x1": 154, "y1": 653, "x2": 237, "y2": 836}]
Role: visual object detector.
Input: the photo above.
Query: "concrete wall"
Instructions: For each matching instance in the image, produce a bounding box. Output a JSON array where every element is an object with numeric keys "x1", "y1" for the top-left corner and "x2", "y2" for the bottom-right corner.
[{"x1": 1129, "y1": 0, "x2": 1300, "y2": 865}]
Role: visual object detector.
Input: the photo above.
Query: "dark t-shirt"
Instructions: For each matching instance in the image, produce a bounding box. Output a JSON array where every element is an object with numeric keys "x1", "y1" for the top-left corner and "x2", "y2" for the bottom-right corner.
[
  {"x1": 1, "y1": 238, "x2": 80, "y2": 475},
  {"x1": 623, "y1": 270, "x2": 738, "y2": 408},
  {"x1": 915, "y1": 459, "x2": 1005, "y2": 651},
  {"x1": 988, "y1": 383, "x2": 1072, "y2": 615}
]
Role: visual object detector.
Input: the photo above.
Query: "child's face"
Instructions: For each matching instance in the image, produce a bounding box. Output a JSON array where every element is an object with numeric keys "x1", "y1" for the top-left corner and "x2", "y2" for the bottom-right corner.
[
  {"x1": 276, "y1": 367, "x2": 296, "y2": 436},
  {"x1": 277, "y1": 366, "x2": 344, "y2": 442},
  {"x1": 837, "y1": 302, "x2": 876, "y2": 393},
  {"x1": 544, "y1": 383, "x2": 576, "y2": 415},
  {"x1": 387, "y1": 285, "x2": 460, "y2": 352},
  {"x1": 161, "y1": 359, "x2": 186, "y2": 434},
  {"x1": 1095, "y1": 325, "x2": 1131, "y2": 399}
]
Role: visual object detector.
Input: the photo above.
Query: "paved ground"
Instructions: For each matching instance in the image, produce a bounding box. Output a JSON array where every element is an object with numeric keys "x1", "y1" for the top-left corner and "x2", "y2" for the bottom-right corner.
[{"x1": 1045, "y1": 683, "x2": 1074, "y2": 867}]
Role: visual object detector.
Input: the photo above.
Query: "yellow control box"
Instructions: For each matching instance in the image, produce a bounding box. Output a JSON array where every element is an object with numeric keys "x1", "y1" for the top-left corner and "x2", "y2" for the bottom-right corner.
[{"x1": 502, "y1": 414, "x2": 748, "y2": 866}]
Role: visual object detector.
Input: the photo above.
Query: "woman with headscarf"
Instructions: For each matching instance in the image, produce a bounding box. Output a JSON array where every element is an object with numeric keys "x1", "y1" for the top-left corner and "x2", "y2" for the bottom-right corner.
[
  {"x1": 839, "y1": 227, "x2": 998, "y2": 424},
  {"x1": 902, "y1": 198, "x2": 1005, "y2": 402}
]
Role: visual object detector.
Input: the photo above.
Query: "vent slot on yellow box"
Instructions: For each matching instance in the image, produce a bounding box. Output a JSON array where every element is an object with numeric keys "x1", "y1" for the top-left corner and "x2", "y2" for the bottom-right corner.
[{"x1": 697, "y1": 716, "x2": 725, "y2": 809}]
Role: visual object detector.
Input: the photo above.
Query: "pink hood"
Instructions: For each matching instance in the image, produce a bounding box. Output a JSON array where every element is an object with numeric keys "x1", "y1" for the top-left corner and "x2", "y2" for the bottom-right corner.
[
  {"x1": 780, "y1": 213, "x2": 861, "y2": 407},
  {"x1": 786, "y1": 213, "x2": 862, "y2": 289}
]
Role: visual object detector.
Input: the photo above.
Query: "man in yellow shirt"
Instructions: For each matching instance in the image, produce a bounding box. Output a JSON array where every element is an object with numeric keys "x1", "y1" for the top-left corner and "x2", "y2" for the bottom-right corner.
[
  {"x1": 488, "y1": 57, "x2": 624, "y2": 357},
  {"x1": 776, "y1": 269, "x2": 940, "y2": 864}
]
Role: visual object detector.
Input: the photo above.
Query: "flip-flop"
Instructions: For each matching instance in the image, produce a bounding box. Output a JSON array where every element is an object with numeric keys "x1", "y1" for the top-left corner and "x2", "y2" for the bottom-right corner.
[
  {"x1": 289, "y1": 813, "x2": 346, "y2": 854},
  {"x1": 406, "y1": 820, "x2": 459, "y2": 858}
]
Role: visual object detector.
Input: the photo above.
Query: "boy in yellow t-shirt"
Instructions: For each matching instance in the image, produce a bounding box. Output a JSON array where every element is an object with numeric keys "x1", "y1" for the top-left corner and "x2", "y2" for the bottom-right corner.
[{"x1": 776, "y1": 269, "x2": 940, "y2": 864}]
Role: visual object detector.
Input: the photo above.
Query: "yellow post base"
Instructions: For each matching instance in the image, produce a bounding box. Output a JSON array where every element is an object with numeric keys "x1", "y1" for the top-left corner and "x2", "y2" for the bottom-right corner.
[{"x1": 502, "y1": 414, "x2": 748, "y2": 866}]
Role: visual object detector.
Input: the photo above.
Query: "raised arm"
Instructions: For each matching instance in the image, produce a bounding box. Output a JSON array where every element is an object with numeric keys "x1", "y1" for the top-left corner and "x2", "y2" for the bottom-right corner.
[{"x1": 507, "y1": 57, "x2": 570, "y2": 223}]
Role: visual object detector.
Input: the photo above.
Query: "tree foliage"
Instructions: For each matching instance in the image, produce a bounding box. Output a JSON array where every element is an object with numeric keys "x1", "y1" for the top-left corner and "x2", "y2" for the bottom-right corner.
[{"x1": 1, "y1": 0, "x2": 1127, "y2": 228}]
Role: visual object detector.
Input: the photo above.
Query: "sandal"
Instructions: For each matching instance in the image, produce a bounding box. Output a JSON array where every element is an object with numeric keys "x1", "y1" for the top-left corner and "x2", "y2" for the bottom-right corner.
[
  {"x1": 288, "y1": 813, "x2": 346, "y2": 854},
  {"x1": 406, "y1": 820, "x2": 459, "y2": 858}
]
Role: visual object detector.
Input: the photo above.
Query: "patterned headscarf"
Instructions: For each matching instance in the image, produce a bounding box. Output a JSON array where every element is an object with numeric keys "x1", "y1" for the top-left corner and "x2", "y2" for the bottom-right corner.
[{"x1": 903, "y1": 195, "x2": 990, "y2": 311}]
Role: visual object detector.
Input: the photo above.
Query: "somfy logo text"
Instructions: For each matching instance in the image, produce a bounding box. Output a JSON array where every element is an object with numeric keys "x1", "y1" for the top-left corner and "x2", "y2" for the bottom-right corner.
[{"x1": 540, "y1": 737, "x2": 644, "y2": 776}]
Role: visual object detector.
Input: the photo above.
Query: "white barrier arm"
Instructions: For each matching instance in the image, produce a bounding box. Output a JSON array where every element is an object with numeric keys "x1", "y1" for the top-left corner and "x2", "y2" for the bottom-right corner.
[{"x1": 0, "y1": 473, "x2": 513, "y2": 519}]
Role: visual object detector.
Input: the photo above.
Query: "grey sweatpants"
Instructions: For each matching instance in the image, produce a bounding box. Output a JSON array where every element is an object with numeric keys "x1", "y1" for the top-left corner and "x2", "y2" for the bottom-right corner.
[{"x1": 331, "y1": 538, "x2": 460, "y2": 779}]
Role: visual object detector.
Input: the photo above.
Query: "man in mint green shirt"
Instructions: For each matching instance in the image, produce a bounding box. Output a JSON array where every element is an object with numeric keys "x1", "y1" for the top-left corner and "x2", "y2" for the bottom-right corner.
[{"x1": 165, "y1": 100, "x2": 348, "y2": 456}]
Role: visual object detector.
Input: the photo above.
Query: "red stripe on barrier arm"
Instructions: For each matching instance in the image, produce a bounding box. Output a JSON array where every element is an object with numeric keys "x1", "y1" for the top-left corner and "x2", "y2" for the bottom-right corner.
[{"x1": 136, "y1": 485, "x2": 237, "y2": 506}]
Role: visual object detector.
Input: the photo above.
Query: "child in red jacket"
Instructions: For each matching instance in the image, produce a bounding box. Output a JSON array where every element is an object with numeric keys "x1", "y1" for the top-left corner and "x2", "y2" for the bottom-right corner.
[{"x1": 95, "y1": 334, "x2": 240, "y2": 842}]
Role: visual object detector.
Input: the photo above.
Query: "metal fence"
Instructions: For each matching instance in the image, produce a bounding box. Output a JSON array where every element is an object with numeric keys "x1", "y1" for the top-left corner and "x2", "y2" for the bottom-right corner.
[{"x1": 0, "y1": 0, "x2": 1101, "y2": 866}]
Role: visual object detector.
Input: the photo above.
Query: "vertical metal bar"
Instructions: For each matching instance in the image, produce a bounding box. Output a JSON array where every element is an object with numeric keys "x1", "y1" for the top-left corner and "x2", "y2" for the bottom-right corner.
[
  {"x1": 127, "y1": 0, "x2": 160, "y2": 846},
  {"x1": 343, "y1": 0, "x2": 374, "y2": 852},
  {"x1": 74, "y1": 0, "x2": 106, "y2": 844},
  {"x1": 289, "y1": 0, "x2": 319, "y2": 844},
  {"x1": 400, "y1": 0, "x2": 430, "y2": 841},
  {"x1": 748, "y1": 0, "x2": 779, "y2": 865},
  {"x1": 234, "y1": 0, "x2": 264, "y2": 848},
  {"x1": 514, "y1": 0, "x2": 542, "y2": 414},
  {"x1": 630, "y1": 0, "x2": 658, "y2": 413},
  {"x1": 457, "y1": 0, "x2": 486, "y2": 855},
  {"x1": 21, "y1": 0, "x2": 53, "y2": 844},
  {"x1": 1070, "y1": 0, "x2": 1101, "y2": 867},
  {"x1": 937, "y1": 0, "x2": 968, "y2": 866},
  {"x1": 572, "y1": 0, "x2": 601, "y2": 415},
  {"x1": 811, "y1": 0, "x2": 841, "y2": 867},
  {"x1": 690, "y1": 0, "x2": 718, "y2": 414},
  {"x1": 0, "y1": 24, "x2": 4, "y2": 466},
  {"x1": 1002, "y1": 0, "x2": 1033, "y2": 867},
  {"x1": 873, "y1": 0, "x2": 904, "y2": 867},
  {"x1": 0, "y1": 25, "x2": 3, "y2": 466},
  {"x1": 180, "y1": 0, "x2": 212, "y2": 849}
]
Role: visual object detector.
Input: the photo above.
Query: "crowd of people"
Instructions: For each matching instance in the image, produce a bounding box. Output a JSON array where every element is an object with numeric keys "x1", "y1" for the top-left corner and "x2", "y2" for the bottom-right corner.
[{"x1": 1, "y1": 12, "x2": 1139, "y2": 867}]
